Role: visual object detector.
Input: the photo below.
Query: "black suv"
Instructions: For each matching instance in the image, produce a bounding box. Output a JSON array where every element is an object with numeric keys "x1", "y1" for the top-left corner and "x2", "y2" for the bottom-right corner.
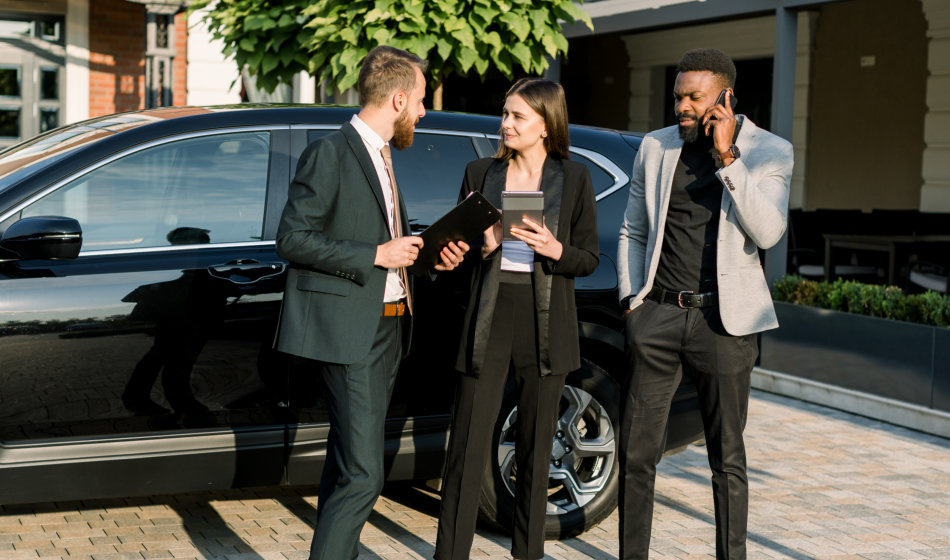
[{"x1": 0, "y1": 106, "x2": 702, "y2": 537}]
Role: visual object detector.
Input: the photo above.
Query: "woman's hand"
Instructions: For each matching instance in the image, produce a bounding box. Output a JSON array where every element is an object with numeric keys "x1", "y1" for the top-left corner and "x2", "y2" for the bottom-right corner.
[
  {"x1": 510, "y1": 216, "x2": 562, "y2": 261},
  {"x1": 482, "y1": 220, "x2": 502, "y2": 258}
]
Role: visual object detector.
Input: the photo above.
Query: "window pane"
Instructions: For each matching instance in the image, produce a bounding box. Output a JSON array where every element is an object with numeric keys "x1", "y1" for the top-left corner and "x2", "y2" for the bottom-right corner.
[
  {"x1": 0, "y1": 20, "x2": 32, "y2": 39},
  {"x1": 22, "y1": 132, "x2": 272, "y2": 251},
  {"x1": 40, "y1": 68, "x2": 58, "y2": 100},
  {"x1": 39, "y1": 21, "x2": 60, "y2": 42},
  {"x1": 39, "y1": 108, "x2": 58, "y2": 132},
  {"x1": 391, "y1": 133, "x2": 479, "y2": 229},
  {"x1": 307, "y1": 129, "x2": 333, "y2": 144},
  {"x1": 0, "y1": 108, "x2": 19, "y2": 137},
  {"x1": 0, "y1": 67, "x2": 20, "y2": 97},
  {"x1": 572, "y1": 152, "x2": 616, "y2": 194}
]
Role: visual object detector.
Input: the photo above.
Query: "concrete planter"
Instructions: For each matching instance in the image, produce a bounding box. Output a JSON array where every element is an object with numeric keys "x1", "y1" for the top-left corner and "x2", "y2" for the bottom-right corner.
[{"x1": 759, "y1": 302, "x2": 950, "y2": 412}]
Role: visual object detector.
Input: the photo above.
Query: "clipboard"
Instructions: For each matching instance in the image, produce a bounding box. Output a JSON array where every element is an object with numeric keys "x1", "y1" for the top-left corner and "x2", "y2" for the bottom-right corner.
[
  {"x1": 408, "y1": 191, "x2": 501, "y2": 274},
  {"x1": 501, "y1": 190, "x2": 544, "y2": 241}
]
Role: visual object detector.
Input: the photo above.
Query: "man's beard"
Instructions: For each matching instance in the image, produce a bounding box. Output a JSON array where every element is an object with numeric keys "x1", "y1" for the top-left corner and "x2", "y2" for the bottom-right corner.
[
  {"x1": 676, "y1": 112, "x2": 700, "y2": 143},
  {"x1": 391, "y1": 107, "x2": 416, "y2": 150}
]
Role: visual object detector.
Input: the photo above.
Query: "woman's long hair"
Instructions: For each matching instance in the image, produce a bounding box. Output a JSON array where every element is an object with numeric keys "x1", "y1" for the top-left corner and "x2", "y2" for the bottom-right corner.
[{"x1": 494, "y1": 78, "x2": 570, "y2": 160}]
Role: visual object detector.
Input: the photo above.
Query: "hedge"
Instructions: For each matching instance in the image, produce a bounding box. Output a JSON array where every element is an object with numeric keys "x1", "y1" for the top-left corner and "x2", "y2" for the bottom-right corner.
[{"x1": 771, "y1": 275, "x2": 950, "y2": 327}]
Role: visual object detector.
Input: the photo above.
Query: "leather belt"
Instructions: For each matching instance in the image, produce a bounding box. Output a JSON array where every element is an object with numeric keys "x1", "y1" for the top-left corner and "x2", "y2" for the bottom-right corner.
[
  {"x1": 646, "y1": 286, "x2": 718, "y2": 308},
  {"x1": 382, "y1": 300, "x2": 407, "y2": 317}
]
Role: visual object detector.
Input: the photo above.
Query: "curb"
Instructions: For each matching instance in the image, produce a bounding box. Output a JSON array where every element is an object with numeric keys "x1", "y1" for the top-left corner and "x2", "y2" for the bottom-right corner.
[{"x1": 752, "y1": 366, "x2": 950, "y2": 439}]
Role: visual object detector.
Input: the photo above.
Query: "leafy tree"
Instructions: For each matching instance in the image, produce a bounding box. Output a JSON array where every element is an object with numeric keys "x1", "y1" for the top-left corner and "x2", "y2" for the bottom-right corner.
[{"x1": 191, "y1": 0, "x2": 593, "y2": 108}]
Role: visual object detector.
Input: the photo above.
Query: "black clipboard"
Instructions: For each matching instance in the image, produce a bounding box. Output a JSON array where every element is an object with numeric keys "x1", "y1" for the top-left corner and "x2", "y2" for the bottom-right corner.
[{"x1": 408, "y1": 191, "x2": 501, "y2": 274}]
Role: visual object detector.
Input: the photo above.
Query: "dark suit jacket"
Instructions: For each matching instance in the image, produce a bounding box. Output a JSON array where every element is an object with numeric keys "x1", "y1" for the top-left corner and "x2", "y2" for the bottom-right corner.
[
  {"x1": 455, "y1": 156, "x2": 599, "y2": 377},
  {"x1": 275, "y1": 121, "x2": 412, "y2": 365}
]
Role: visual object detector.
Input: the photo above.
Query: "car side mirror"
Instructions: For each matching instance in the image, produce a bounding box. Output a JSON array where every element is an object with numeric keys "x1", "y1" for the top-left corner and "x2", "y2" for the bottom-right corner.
[{"x1": 0, "y1": 216, "x2": 83, "y2": 261}]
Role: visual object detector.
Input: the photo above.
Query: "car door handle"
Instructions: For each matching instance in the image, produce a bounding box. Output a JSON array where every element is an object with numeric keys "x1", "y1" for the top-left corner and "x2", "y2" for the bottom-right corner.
[{"x1": 207, "y1": 259, "x2": 287, "y2": 285}]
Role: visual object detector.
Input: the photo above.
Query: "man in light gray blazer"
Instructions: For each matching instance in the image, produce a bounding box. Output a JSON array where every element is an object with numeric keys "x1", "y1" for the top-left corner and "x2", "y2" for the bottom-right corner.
[{"x1": 617, "y1": 48, "x2": 793, "y2": 560}]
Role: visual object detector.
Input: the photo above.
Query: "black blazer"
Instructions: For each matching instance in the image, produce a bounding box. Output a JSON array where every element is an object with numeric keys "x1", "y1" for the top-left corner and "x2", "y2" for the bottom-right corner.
[
  {"x1": 275, "y1": 122, "x2": 412, "y2": 364},
  {"x1": 455, "y1": 156, "x2": 599, "y2": 377}
]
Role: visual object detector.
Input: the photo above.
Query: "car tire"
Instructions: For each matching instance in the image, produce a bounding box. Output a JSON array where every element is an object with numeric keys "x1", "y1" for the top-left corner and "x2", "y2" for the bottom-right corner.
[{"x1": 477, "y1": 358, "x2": 622, "y2": 539}]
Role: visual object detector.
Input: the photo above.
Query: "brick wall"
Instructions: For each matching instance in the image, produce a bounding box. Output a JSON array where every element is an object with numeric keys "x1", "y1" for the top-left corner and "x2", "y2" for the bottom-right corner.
[
  {"x1": 173, "y1": 11, "x2": 187, "y2": 107},
  {"x1": 88, "y1": 0, "x2": 190, "y2": 117}
]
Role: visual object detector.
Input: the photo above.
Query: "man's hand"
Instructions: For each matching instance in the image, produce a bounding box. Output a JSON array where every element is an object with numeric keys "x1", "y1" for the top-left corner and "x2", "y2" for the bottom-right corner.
[
  {"x1": 510, "y1": 216, "x2": 563, "y2": 261},
  {"x1": 702, "y1": 89, "x2": 737, "y2": 160},
  {"x1": 434, "y1": 240, "x2": 470, "y2": 271},
  {"x1": 376, "y1": 236, "x2": 424, "y2": 269}
]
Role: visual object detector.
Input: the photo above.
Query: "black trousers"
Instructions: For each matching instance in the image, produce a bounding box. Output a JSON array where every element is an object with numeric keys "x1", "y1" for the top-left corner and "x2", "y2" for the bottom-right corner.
[
  {"x1": 309, "y1": 314, "x2": 405, "y2": 560},
  {"x1": 435, "y1": 282, "x2": 566, "y2": 560},
  {"x1": 619, "y1": 299, "x2": 757, "y2": 560}
]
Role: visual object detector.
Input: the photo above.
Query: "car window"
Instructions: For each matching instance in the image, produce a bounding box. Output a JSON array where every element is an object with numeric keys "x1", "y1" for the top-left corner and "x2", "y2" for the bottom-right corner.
[
  {"x1": 484, "y1": 136, "x2": 618, "y2": 196},
  {"x1": 21, "y1": 131, "x2": 270, "y2": 251},
  {"x1": 391, "y1": 132, "x2": 479, "y2": 230},
  {"x1": 307, "y1": 129, "x2": 334, "y2": 144},
  {"x1": 571, "y1": 152, "x2": 616, "y2": 195}
]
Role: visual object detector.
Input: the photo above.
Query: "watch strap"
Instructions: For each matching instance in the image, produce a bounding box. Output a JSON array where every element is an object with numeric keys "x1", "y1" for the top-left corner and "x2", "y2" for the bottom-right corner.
[{"x1": 719, "y1": 144, "x2": 739, "y2": 161}]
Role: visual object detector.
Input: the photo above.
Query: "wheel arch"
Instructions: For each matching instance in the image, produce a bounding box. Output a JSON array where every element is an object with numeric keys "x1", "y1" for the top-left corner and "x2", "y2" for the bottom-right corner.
[{"x1": 577, "y1": 320, "x2": 626, "y2": 384}]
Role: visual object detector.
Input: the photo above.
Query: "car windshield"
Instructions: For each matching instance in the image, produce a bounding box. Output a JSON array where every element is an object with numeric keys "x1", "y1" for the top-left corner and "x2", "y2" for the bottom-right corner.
[{"x1": 0, "y1": 113, "x2": 161, "y2": 194}]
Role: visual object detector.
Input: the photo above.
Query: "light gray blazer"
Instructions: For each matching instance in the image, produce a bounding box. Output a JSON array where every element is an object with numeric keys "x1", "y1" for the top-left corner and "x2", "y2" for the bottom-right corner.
[{"x1": 617, "y1": 116, "x2": 794, "y2": 336}]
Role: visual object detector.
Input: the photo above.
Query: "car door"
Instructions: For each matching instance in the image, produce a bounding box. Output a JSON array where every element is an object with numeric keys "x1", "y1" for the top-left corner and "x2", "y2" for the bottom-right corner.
[{"x1": 0, "y1": 127, "x2": 291, "y2": 503}]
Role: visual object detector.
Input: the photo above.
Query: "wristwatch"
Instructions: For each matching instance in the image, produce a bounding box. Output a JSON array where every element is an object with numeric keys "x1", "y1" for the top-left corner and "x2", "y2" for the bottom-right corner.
[{"x1": 719, "y1": 144, "x2": 740, "y2": 161}]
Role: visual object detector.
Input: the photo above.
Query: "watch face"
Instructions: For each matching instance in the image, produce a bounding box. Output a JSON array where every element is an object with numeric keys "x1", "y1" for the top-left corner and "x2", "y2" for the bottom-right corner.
[{"x1": 730, "y1": 144, "x2": 740, "y2": 158}]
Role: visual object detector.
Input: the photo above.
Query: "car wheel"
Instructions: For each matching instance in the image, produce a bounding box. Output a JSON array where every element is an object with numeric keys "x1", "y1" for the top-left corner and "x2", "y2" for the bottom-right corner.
[{"x1": 478, "y1": 359, "x2": 621, "y2": 539}]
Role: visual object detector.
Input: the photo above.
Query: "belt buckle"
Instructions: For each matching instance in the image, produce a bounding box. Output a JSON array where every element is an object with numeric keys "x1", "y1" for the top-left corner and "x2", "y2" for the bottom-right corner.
[{"x1": 677, "y1": 290, "x2": 695, "y2": 308}]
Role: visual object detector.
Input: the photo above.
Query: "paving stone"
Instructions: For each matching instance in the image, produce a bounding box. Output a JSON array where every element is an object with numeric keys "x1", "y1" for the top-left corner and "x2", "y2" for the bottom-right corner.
[{"x1": 3, "y1": 391, "x2": 950, "y2": 559}]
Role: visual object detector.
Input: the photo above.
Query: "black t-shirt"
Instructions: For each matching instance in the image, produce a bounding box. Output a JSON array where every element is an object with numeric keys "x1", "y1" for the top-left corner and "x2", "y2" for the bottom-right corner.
[{"x1": 653, "y1": 133, "x2": 722, "y2": 294}]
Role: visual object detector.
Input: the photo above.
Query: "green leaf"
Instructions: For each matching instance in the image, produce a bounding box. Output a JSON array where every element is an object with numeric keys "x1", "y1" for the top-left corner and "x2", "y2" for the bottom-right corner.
[
  {"x1": 370, "y1": 26, "x2": 394, "y2": 46},
  {"x1": 474, "y1": 53, "x2": 489, "y2": 76},
  {"x1": 494, "y1": 51, "x2": 513, "y2": 79},
  {"x1": 246, "y1": 48, "x2": 264, "y2": 71},
  {"x1": 529, "y1": 9, "x2": 549, "y2": 39},
  {"x1": 339, "y1": 26, "x2": 358, "y2": 44},
  {"x1": 554, "y1": 2, "x2": 593, "y2": 30},
  {"x1": 436, "y1": 37, "x2": 453, "y2": 60},
  {"x1": 280, "y1": 47, "x2": 298, "y2": 67},
  {"x1": 540, "y1": 34, "x2": 558, "y2": 58},
  {"x1": 499, "y1": 11, "x2": 530, "y2": 42},
  {"x1": 483, "y1": 31, "x2": 502, "y2": 57},
  {"x1": 243, "y1": 14, "x2": 270, "y2": 31},
  {"x1": 455, "y1": 23, "x2": 476, "y2": 50},
  {"x1": 261, "y1": 52, "x2": 280, "y2": 75},
  {"x1": 339, "y1": 48, "x2": 365, "y2": 71},
  {"x1": 509, "y1": 41, "x2": 531, "y2": 69},
  {"x1": 365, "y1": 8, "x2": 385, "y2": 23},
  {"x1": 238, "y1": 36, "x2": 258, "y2": 52},
  {"x1": 456, "y1": 46, "x2": 477, "y2": 72},
  {"x1": 472, "y1": 4, "x2": 496, "y2": 26},
  {"x1": 337, "y1": 67, "x2": 360, "y2": 92}
]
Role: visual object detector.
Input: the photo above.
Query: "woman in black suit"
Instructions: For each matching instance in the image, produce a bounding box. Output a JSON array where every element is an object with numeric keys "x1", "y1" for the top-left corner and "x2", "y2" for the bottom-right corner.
[{"x1": 434, "y1": 78, "x2": 599, "y2": 560}]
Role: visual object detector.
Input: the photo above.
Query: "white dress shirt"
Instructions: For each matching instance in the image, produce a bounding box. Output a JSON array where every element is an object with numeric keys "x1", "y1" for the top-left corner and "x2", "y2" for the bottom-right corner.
[{"x1": 349, "y1": 114, "x2": 406, "y2": 303}]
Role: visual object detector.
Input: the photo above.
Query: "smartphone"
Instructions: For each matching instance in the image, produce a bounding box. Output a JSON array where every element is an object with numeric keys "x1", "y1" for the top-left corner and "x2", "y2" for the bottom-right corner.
[{"x1": 705, "y1": 89, "x2": 737, "y2": 124}]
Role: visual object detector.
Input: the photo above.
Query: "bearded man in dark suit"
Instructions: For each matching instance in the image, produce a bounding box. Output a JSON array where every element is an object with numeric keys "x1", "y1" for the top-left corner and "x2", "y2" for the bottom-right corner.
[{"x1": 274, "y1": 45, "x2": 467, "y2": 560}]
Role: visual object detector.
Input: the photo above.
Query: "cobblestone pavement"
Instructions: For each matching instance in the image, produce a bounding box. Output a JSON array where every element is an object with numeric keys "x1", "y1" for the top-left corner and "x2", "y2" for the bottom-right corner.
[{"x1": 3, "y1": 390, "x2": 950, "y2": 559}]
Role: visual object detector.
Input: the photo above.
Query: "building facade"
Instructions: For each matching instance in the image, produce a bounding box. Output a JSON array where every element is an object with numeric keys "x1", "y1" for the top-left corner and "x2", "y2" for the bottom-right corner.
[
  {"x1": 563, "y1": 0, "x2": 948, "y2": 214},
  {"x1": 0, "y1": 0, "x2": 249, "y2": 148}
]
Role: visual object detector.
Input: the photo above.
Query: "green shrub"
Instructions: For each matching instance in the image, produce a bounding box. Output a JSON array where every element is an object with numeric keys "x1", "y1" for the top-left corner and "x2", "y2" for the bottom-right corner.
[{"x1": 771, "y1": 275, "x2": 950, "y2": 327}]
